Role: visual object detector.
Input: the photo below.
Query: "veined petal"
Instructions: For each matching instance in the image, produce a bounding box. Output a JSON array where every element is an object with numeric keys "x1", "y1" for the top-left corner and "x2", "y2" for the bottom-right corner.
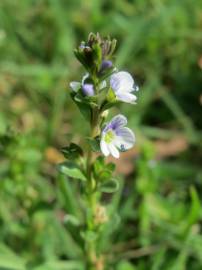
[
  {"x1": 110, "y1": 71, "x2": 134, "y2": 93},
  {"x1": 116, "y1": 92, "x2": 137, "y2": 104},
  {"x1": 115, "y1": 127, "x2": 135, "y2": 150},
  {"x1": 103, "y1": 114, "x2": 127, "y2": 133},
  {"x1": 100, "y1": 139, "x2": 110, "y2": 156},
  {"x1": 110, "y1": 74, "x2": 120, "y2": 93},
  {"x1": 110, "y1": 114, "x2": 127, "y2": 129},
  {"x1": 108, "y1": 144, "x2": 120, "y2": 159},
  {"x1": 70, "y1": 81, "x2": 81, "y2": 92}
]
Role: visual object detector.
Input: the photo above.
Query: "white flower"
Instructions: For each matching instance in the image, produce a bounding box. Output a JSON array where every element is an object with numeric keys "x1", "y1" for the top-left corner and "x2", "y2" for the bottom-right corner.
[
  {"x1": 110, "y1": 71, "x2": 139, "y2": 104},
  {"x1": 100, "y1": 114, "x2": 135, "y2": 158}
]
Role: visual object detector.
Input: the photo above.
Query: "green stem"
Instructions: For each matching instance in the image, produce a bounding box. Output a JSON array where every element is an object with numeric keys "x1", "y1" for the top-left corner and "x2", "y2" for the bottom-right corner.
[{"x1": 85, "y1": 108, "x2": 100, "y2": 270}]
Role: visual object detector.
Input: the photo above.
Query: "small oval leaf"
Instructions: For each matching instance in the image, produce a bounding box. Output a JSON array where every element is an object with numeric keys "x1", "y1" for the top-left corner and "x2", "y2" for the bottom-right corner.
[
  {"x1": 86, "y1": 137, "x2": 100, "y2": 152},
  {"x1": 61, "y1": 143, "x2": 83, "y2": 160},
  {"x1": 57, "y1": 161, "x2": 87, "y2": 181},
  {"x1": 100, "y1": 178, "x2": 119, "y2": 193}
]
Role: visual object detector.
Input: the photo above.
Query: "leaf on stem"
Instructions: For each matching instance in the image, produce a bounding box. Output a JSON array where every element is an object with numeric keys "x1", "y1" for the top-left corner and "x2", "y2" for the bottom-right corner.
[
  {"x1": 57, "y1": 161, "x2": 87, "y2": 181},
  {"x1": 61, "y1": 143, "x2": 83, "y2": 160},
  {"x1": 86, "y1": 137, "x2": 100, "y2": 152},
  {"x1": 100, "y1": 178, "x2": 119, "y2": 193},
  {"x1": 93, "y1": 156, "x2": 116, "y2": 181}
]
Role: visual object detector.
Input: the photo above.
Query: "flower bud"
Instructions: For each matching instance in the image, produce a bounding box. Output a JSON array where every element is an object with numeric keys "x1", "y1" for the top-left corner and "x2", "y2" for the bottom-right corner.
[
  {"x1": 79, "y1": 42, "x2": 90, "y2": 50},
  {"x1": 98, "y1": 60, "x2": 113, "y2": 76},
  {"x1": 100, "y1": 60, "x2": 113, "y2": 71},
  {"x1": 82, "y1": 83, "x2": 94, "y2": 96}
]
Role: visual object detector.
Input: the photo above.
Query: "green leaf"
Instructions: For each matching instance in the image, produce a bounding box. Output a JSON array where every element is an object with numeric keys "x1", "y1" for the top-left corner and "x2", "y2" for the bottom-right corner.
[
  {"x1": 93, "y1": 156, "x2": 116, "y2": 182},
  {"x1": 70, "y1": 92, "x2": 92, "y2": 122},
  {"x1": 57, "y1": 161, "x2": 87, "y2": 181},
  {"x1": 116, "y1": 260, "x2": 136, "y2": 270},
  {"x1": 93, "y1": 156, "x2": 105, "y2": 173},
  {"x1": 184, "y1": 186, "x2": 201, "y2": 231},
  {"x1": 74, "y1": 93, "x2": 98, "y2": 108},
  {"x1": 86, "y1": 137, "x2": 100, "y2": 152},
  {"x1": 74, "y1": 49, "x2": 90, "y2": 71},
  {"x1": 33, "y1": 260, "x2": 84, "y2": 270},
  {"x1": 0, "y1": 244, "x2": 26, "y2": 270},
  {"x1": 100, "y1": 178, "x2": 119, "y2": 193},
  {"x1": 61, "y1": 143, "x2": 83, "y2": 160}
]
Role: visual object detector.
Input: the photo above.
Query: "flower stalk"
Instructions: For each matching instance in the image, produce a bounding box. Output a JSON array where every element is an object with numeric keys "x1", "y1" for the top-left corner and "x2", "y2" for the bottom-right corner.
[{"x1": 58, "y1": 32, "x2": 139, "y2": 269}]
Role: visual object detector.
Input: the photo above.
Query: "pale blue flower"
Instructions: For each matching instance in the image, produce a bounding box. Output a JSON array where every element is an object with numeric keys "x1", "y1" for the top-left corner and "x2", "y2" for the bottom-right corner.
[
  {"x1": 99, "y1": 60, "x2": 113, "y2": 73},
  {"x1": 82, "y1": 84, "x2": 94, "y2": 96},
  {"x1": 70, "y1": 73, "x2": 94, "y2": 96},
  {"x1": 110, "y1": 71, "x2": 139, "y2": 104},
  {"x1": 100, "y1": 114, "x2": 135, "y2": 158}
]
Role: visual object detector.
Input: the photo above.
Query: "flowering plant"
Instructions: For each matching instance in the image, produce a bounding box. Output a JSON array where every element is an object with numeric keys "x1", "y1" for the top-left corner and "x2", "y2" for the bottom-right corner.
[{"x1": 58, "y1": 33, "x2": 139, "y2": 269}]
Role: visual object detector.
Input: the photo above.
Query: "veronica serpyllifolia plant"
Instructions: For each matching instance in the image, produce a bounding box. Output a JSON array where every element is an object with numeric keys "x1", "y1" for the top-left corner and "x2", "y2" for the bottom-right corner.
[{"x1": 58, "y1": 33, "x2": 139, "y2": 270}]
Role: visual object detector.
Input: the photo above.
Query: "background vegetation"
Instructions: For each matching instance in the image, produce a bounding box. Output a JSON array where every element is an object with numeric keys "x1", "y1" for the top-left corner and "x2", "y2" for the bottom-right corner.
[{"x1": 0, "y1": 0, "x2": 202, "y2": 269}]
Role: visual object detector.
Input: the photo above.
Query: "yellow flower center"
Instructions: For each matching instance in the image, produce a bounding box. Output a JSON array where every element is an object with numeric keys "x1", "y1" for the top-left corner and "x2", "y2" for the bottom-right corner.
[{"x1": 104, "y1": 130, "x2": 115, "y2": 144}]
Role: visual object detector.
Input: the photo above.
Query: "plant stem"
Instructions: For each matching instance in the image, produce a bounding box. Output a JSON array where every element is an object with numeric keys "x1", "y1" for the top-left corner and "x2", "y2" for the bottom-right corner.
[{"x1": 85, "y1": 108, "x2": 100, "y2": 270}]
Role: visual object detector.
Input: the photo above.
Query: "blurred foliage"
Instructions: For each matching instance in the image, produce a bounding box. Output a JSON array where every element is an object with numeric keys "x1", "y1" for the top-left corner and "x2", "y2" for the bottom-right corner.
[{"x1": 0, "y1": 0, "x2": 202, "y2": 269}]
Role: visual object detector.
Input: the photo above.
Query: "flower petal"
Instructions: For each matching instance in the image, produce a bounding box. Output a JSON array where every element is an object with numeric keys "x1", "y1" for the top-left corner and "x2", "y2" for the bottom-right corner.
[
  {"x1": 116, "y1": 92, "x2": 137, "y2": 104},
  {"x1": 100, "y1": 60, "x2": 113, "y2": 72},
  {"x1": 104, "y1": 114, "x2": 127, "y2": 132},
  {"x1": 110, "y1": 114, "x2": 127, "y2": 129},
  {"x1": 108, "y1": 144, "x2": 120, "y2": 158},
  {"x1": 70, "y1": 81, "x2": 81, "y2": 92},
  {"x1": 110, "y1": 71, "x2": 134, "y2": 93},
  {"x1": 114, "y1": 127, "x2": 135, "y2": 150},
  {"x1": 100, "y1": 139, "x2": 110, "y2": 156},
  {"x1": 82, "y1": 84, "x2": 94, "y2": 96}
]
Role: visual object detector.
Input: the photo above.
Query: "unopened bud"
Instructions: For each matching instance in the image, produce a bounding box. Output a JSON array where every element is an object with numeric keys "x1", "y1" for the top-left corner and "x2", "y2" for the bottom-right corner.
[
  {"x1": 100, "y1": 60, "x2": 113, "y2": 72},
  {"x1": 82, "y1": 84, "x2": 94, "y2": 96}
]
